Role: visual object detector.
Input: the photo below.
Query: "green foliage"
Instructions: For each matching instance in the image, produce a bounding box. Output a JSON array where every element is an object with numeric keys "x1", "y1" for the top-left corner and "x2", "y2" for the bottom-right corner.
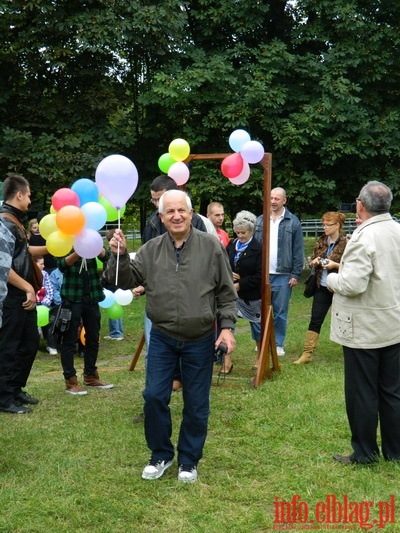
[{"x1": 1, "y1": 0, "x2": 400, "y2": 222}]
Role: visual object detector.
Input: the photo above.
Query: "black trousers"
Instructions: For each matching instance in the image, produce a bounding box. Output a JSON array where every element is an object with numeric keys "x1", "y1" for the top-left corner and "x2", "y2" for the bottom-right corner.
[
  {"x1": 308, "y1": 286, "x2": 333, "y2": 334},
  {"x1": 343, "y1": 343, "x2": 400, "y2": 463},
  {"x1": 60, "y1": 299, "x2": 101, "y2": 379},
  {"x1": 0, "y1": 293, "x2": 39, "y2": 406}
]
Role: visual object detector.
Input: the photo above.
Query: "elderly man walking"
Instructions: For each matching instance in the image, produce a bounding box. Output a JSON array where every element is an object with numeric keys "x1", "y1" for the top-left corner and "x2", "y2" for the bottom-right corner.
[
  {"x1": 107, "y1": 190, "x2": 237, "y2": 483},
  {"x1": 328, "y1": 181, "x2": 400, "y2": 464}
]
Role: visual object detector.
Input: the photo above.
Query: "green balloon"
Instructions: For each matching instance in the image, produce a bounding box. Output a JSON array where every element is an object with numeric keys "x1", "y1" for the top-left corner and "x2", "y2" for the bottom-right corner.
[
  {"x1": 99, "y1": 196, "x2": 126, "y2": 222},
  {"x1": 37, "y1": 305, "x2": 50, "y2": 327},
  {"x1": 106, "y1": 301, "x2": 124, "y2": 320},
  {"x1": 158, "y1": 153, "x2": 176, "y2": 174}
]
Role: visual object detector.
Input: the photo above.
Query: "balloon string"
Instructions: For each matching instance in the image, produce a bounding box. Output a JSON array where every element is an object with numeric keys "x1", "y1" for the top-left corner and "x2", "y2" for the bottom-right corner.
[
  {"x1": 79, "y1": 258, "x2": 87, "y2": 274},
  {"x1": 115, "y1": 208, "x2": 121, "y2": 286}
]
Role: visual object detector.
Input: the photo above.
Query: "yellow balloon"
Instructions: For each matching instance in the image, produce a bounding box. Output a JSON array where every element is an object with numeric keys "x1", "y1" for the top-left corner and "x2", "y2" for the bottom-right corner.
[
  {"x1": 46, "y1": 231, "x2": 74, "y2": 257},
  {"x1": 168, "y1": 138, "x2": 190, "y2": 162},
  {"x1": 39, "y1": 214, "x2": 58, "y2": 239},
  {"x1": 50, "y1": 205, "x2": 57, "y2": 214}
]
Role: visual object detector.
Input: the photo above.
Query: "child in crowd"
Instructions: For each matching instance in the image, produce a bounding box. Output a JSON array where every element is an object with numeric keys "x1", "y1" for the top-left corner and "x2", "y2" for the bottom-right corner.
[{"x1": 35, "y1": 256, "x2": 55, "y2": 354}]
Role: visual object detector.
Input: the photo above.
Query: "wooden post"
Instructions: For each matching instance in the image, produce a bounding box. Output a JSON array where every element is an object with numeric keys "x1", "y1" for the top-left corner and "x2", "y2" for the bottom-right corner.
[
  {"x1": 129, "y1": 152, "x2": 280, "y2": 386},
  {"x1": 252, "y1": 153, "x2": 281, "y2": 386}
]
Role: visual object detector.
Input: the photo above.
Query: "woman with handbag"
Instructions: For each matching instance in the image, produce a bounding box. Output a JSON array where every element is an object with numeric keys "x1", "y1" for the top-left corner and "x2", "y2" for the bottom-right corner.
[{"x1": 294, "y1": 211, "x2": 347, "y2": 364}]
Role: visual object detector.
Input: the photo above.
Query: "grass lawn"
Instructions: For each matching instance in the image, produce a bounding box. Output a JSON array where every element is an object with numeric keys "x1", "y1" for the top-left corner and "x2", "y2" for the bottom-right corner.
[{"x1": 1, "y1": 257, "x2": 399, "y2": 532}]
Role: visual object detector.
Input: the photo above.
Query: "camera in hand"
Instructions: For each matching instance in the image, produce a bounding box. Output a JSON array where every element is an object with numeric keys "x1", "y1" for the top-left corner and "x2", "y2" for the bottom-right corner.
[
  {"x1": 214, "y1": 342, "x2": 228, "y2": 365},
  {"x1": 320, "y1": 258, "x2": 329, "y2": 266}
]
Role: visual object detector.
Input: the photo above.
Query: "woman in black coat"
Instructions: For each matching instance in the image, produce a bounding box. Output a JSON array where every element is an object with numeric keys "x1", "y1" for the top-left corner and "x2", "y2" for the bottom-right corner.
[{"x1": 226, "y1": 210, "x2": 262, "y2": 373}]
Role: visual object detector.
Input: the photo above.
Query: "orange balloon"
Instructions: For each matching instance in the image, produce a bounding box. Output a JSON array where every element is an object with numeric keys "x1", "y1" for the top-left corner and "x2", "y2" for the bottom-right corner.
[
  {"x1": 80, "y1": 326, "x2": 86, "y2": 346},
  {"x1": 56, "y1": 205, "x2": 86, "y2": 235}
]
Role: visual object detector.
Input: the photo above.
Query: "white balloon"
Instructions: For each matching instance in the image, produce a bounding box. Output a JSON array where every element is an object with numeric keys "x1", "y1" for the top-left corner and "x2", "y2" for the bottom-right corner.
[
  {"x1": 240, "y1": 140, "x2": 265, "y2": 164},
  {"x1": 114, "y1": 288, "x2": 134, "y2": 306},
  {"x1": 168, "y1": 161, "x2": 190, "y2": 186}
]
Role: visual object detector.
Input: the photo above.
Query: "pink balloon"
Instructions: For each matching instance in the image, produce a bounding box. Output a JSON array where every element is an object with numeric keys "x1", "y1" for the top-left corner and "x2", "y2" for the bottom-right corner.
[
  {"x1": 52, "y1": 188, "x2": 80, "y2": 211},
  {"x1": 168, "y1": 161, "x2": 190, "y2": 186},
  {"x1": 74, "y1": 229, "x2": 104, "y2": 259},
  {"x1": 221, "y1": 153, "x2": 244, "y2": 178},
  {"x1": 240, "y1": 140, "x2": 264, "y2": 164},
  {"x1": 229, "y1": 162, "x2": 251, "y2": 185},
  {"x1": 95, "y1": 154, "x2": 138, "y2": 209}
]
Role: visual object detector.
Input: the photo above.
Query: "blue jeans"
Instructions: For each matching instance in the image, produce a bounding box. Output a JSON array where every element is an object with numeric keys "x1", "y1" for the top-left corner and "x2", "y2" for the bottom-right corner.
[
  {"x1": 108, "y1": 318, "x2": 123, "y2": 338},
  {"x1": 143, "y1": 328, "x2": 215, "y2": 466},
  {"x1": 270, "y1": 274, "x2": 292, "y2": 347}
]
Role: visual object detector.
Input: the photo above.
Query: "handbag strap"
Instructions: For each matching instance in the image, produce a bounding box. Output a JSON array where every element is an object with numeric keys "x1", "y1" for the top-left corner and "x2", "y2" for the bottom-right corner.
[{"x1": 0, "y1": 212, "x2": 28, "y2": 241}]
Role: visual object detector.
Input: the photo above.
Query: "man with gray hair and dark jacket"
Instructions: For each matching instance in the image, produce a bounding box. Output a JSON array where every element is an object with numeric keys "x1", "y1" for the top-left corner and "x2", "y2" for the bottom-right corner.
[{"x1": 108, "y1": 190, "x2": 237, "y2": 483}]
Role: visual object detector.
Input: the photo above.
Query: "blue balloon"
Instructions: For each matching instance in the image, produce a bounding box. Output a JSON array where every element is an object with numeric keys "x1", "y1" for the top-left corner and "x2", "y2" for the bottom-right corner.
[
  {"x1": 71, "y1": 178, "x2": 99, "y2": 206},
  {"x1": 81, "y1": 202, "x2": 107, "y2": 231},
  {"x1": 99, "y1": 289, "x2": 115, "y2": 309}
]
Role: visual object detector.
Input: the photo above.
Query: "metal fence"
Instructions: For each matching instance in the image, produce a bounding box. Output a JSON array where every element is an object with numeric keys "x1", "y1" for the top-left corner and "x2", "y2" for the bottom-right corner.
[{"x1": 301, "y1": 218, "x2": 357, "y2": 237}]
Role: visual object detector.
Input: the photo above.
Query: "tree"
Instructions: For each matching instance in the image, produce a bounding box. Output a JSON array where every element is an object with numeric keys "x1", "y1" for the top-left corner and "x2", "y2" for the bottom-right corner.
[{"x1": 1, "y1": 0, "x2": 399, "y2": 223}]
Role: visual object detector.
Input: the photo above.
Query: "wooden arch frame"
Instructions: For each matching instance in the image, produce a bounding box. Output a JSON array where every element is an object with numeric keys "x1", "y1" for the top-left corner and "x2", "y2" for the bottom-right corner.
[{"x1": 129, "y1": 152, "x2": 280, "y2": 387}]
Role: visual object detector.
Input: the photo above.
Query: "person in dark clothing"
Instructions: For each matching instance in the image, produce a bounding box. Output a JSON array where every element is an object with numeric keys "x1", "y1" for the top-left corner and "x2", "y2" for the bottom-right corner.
[
  {"x1": 29, "y1": 212, "x2": 57, "y2": 274},
  {"x1": 227, "y1": 211, "x2": 262, "y2": 373},
  {"x1": 58, "y1": 248, "x2": 112, "y2": 395},
  {"x1": 0, "y1": 174, "x2": 47, "y2": 414},
  {"x1": 142, "y1": 175, "x2": 206, "y2": 243}
]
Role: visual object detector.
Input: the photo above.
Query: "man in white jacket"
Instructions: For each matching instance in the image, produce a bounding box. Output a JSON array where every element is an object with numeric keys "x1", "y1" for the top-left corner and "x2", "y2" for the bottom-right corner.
[{"x1": 327, "y1": 180, "x2": 400, "y2": 464}]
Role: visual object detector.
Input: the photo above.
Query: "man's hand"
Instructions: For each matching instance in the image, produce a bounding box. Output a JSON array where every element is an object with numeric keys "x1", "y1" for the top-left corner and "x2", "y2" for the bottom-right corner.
[
  {"x1": 289, "y1": 277, "x2": 298, "y2": 288},
  {"x1": 110, "y1": 229, "x2": 127, "y2": 254},
  {"x1": 216, "y1": 329, "x2": 236, "y2": 355},
  {"x1": 22, "y1": 288, "x2": 37, "y2": 311},
  {"x1": 133, "y1": 285, "x2": 145, "y2": 299}
]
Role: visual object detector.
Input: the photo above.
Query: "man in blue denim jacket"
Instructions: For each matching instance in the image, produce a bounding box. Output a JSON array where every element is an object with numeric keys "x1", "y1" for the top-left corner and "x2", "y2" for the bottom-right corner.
[{"x1": 254, "y1": 187, "x2": 304, "y2": 355}]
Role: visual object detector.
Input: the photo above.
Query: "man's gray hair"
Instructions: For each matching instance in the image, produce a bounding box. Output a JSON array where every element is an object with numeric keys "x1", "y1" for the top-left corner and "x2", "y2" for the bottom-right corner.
[
  {"x1": 158, "y1": 189, "x2": 193, "y2": 214},
  {"x1": 233, "y1": 210, "x2": 257, "y2": 232},
  {"x1": 358, "y1": 181, "x2": 392, "y2": 215}
]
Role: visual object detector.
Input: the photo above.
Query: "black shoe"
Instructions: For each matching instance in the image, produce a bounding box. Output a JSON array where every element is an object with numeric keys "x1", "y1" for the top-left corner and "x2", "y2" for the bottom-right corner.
[
  {"x1": 333, "y1": 454, "x2": 353, "y2": 464},
  {"x1": 0, "y1": 401, "x2": 32, "y2": 414},
  {"x1": 133, "y1": 412, "x2": 145, "y2": 424},
  {"x1": 15, "y1": 391, "x2": 39, "y2": 405}
]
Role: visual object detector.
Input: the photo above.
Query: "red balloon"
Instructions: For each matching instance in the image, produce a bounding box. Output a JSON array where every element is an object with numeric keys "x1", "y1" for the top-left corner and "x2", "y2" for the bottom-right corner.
[
  {"x1": 221, "y1": 153, "x2": 244, "y2": 179},
  {"x1": 52, "y1": 188, "x2": 80, "y2": 211}
]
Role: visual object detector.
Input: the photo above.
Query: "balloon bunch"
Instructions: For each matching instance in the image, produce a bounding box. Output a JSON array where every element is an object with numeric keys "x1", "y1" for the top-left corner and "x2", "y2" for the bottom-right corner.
[
  {"x1": 157, "y1": 138, "x2": 191, "y2": 186},
  {"x1": 98, "y1": 287, "x2": 134, "y2": 320},
  {"x1": 221, "y1": 129, "x2": 265, "y2": 186},
  {"x1": 40, "y1": 155, "x2": 138, "y2": 259},
  {"x1": 40, "y1": 180, "x2": 105, "y2": 259}
]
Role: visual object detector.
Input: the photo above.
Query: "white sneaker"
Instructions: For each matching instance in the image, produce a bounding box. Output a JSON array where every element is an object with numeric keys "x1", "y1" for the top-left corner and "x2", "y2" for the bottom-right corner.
[
  {"x1": 178, "y1": 464, "x2": 198, "y2": 483},
  {"x1": 142, "y1": 458, "x2": 173, "y2": 480},
  {"x1": 277, "y1": 346, "x2": 286, "y2": 356},
  {"x1": 46, "y1": 346, "x2": 58, "y2": 356}
]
